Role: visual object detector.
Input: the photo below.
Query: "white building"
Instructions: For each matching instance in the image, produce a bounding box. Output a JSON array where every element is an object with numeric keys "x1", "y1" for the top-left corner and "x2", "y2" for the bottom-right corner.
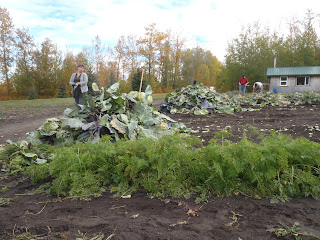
[{"x1": 267, "y1": 66, "x2": 320, "y2": 93}]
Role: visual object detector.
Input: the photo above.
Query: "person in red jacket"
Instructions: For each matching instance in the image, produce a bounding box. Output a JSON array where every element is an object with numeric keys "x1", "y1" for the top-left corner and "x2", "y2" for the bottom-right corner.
[{"x1": 239, "y1": 75, "x2": 249, "y2": 96}]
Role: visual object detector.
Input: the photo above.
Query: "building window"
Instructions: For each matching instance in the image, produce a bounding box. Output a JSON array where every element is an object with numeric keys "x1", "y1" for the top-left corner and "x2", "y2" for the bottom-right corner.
[
  {"x1": 296, "y1": 76, "x2": 310, "y2": 86},
  {"x1": 280, "y1": 76, "x2": 288, "y2": 86}
]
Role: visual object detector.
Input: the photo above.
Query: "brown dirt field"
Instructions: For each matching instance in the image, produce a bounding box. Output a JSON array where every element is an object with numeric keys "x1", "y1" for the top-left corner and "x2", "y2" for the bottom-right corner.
[
  {"x1": 169, "y1": 105, "x2": 320, "y2": 145},
  {"x1": 0, "y1": 101, "x2": 320, "y2": 239},
  {"x1": 0, "y1": 106, "x2": 73, "y2": 145},
  {"x1": 1, "y1": 175, "x2": 320, "y2": 240}
]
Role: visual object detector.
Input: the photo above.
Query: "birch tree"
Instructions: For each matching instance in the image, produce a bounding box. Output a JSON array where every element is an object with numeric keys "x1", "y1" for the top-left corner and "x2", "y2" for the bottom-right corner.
[{"x1": 0, "y1": 7, "x2": 15, "y2": 95}]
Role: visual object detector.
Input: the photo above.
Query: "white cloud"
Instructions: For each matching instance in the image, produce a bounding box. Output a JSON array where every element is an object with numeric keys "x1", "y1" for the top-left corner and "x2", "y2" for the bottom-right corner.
[{"x1": 1, "y1": 0, "x2": 320, "y2": 61}]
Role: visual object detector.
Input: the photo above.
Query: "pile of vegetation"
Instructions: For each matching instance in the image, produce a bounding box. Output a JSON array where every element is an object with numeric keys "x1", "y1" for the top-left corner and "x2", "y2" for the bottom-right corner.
[
  {"x1": 160, "y1": 84, "x2": 320, "y2": 115},
  {"x1": 284, "y1": 91, "x2": 320, "y2": 105},
  {"x1": 25, "y1": 83, "x2": 187, "y2": 145},
  {"x1": 0, "y1": 83, "x2": 188, "y2": 167},
  {"x1": 1, "y1": 131, "x2": 320, "y2": 202},
  {"x1": 160, "y1": 84, "x2": 242, "y2": 115},
  {"x1": 232, "y1": 91, "x2": 320, "y2": 106}
]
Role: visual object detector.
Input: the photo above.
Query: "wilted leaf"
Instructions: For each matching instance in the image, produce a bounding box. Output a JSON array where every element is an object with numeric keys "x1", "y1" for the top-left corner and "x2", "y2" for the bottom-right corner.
[
  {"x1": 35, "y1": 158, "x2": 47, "y2": 164},
  {"x1": 92, "y1": 82, "x2": 100, "y2": 92},
  {"x1": 110, "y1": 117, "x2": 127, "y2": 134},
  {"x1": 21, "y1": 152, "x2": 37, "y2": 159},
  {"x1": 19, "y1": 141, "x2": 29, "y2": 150}
]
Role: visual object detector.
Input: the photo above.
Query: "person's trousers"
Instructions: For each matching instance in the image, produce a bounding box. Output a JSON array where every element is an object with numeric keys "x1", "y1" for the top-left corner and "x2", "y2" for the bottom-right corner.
[
  {"x1": 240, "y1": 85, "x2": 246, "y2": 96},
  {"x1": 74, "y1": 93, "x2": 84, "y2": 105}
]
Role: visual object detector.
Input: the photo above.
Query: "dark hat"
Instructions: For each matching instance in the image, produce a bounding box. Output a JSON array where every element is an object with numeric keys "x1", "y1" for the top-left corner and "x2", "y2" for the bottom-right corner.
[
  {"x1": 77, "y1": 63, "x2": 85, "y2": 68},
  {"x1": 242, "y1": 75, "x2": 245, "y2": 78}
]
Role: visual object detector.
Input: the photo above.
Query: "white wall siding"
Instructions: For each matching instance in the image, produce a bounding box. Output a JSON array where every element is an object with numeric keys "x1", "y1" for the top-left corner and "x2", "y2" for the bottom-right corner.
[{"x1": 269, "y1": 76, "x2": 320, "y2": 93}]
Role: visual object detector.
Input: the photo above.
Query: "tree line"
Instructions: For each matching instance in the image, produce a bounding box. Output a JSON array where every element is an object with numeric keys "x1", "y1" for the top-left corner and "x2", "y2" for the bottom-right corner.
[
  {"x1": 0, "y1": 6, "x2": 319, "y2": 99},
  {"x1": 217, "y1": 10, "x2": 320, "y2": 91},
  {"x1": 0, "y1": 7, "x2": 222, "y2": 99}
]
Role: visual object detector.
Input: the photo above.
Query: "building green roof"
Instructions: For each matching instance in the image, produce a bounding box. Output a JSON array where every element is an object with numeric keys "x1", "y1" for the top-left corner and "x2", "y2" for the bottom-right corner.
[{"x1": 267, "y1": 66, "x2": 320, "y2": 77}]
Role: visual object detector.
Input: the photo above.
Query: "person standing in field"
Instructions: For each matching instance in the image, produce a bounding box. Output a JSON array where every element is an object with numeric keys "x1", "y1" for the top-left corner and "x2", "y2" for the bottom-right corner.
[
  {"x1": 252, "y1": 82, "x2": 263, "y2": 93},
  {"x1": 239, "y1": 75, "x2": 249, "y2": 96},
  {"x1": 69, "y1": 64, "x2": 88, "y2": 104}
]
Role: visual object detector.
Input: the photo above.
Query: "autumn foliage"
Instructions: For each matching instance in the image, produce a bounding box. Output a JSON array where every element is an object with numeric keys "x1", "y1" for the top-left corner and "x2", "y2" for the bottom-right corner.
[{"x1": 0, "y1": 7, "x2": 222, "y2": 100}]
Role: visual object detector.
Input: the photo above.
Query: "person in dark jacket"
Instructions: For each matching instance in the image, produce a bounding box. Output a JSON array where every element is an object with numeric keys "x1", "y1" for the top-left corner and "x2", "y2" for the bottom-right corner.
[
  {"x1": 239, "y1": 75, "x2": 249, "y2": 96},
  {"x1": 69, "y1": 64, "x2": 88, "y2": 104}
]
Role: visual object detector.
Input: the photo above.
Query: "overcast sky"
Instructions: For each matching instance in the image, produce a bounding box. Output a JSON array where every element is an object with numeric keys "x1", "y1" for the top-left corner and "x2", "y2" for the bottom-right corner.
[{"x1": 2, "y1": 0, "x2": 319, "y2": 61}]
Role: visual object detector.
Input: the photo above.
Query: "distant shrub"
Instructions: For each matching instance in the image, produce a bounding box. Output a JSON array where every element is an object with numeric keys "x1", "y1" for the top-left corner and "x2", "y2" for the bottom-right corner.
[
  {"x1": 27, "y1": 92, "x2": 38, "y2": 100},
  {"x1": 57, "y1": 88, "x2": 68, "y2": 98}
]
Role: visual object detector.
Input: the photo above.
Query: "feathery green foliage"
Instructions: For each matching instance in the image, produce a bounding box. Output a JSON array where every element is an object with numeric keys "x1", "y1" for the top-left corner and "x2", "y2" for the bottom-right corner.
[{"x1": 10, "y1": 133, "x2": 319, "y2": 201}]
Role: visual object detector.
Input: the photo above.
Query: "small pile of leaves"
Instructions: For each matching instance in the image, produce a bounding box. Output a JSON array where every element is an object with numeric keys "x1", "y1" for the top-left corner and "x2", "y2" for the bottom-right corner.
[{"x1": 160, "y1": 84, "x2": 241, "y2": 115}]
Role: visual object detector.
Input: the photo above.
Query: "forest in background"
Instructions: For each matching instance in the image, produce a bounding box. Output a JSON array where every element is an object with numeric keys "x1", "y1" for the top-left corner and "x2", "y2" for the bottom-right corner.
[{"x1": 0, "y1": 6, "x2": 319, "y2": 99}]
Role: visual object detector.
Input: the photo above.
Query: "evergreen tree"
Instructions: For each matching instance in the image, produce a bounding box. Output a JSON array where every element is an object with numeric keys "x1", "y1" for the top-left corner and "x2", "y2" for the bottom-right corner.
[
  {"x1": 57, "y1": 87, "x2": 68, "y2": 98},
  {"x1": 131, "y1": 68, "x2": 146, "y2": 91},
  {"x1": 109, "y1": 71, "x2": 116, "y2": 86},
  {"x1": 86, "y1": 65, "x2": 99, "y2": 95}
]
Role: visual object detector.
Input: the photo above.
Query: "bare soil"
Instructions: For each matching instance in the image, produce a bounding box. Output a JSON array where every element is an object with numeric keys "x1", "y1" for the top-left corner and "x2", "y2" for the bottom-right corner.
[
  {"x1": 0, "y1": 106, "x2": 73, "y2": 145},
  {"x1": 0, "y1": 101, "x2": 320, "y2": 239},
  {"x1": 169, "y1": 105, "x2": 320, "y2": 145},
  {"x1": 1, "y1": 175, "x2": 320, "y2": 240}
]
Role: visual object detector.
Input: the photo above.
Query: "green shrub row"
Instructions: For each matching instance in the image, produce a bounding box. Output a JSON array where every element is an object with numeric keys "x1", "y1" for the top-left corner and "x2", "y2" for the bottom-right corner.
[{"x1": 20, "y1": 133, "x2": 320, "y2": 201}]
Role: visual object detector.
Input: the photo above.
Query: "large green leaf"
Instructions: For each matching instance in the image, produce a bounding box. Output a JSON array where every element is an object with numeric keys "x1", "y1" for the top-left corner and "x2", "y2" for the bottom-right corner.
[
  {"x1": 133, "y1": 103, "x2": 158, "y2": 126},
  {"x1": 63, "y1": 108, "x2": 73, "y2": 117},
  {"x1": 126, "y1": 93, "x2": 138, "y2": 103},
  {"x1": 118, "y1": 114, "x2": 129, "y2": 124},
  {"x1": 101, "y1": 100, "x2": 112, "y2": 112},
  {"x1": 82, "y1": 122, "x2": 96, "y2": 131},
  {"x1": 61, "y1": 117, "x2": 84, "y2": 129},
  {"x1": 106, "y1": 82, "x2": 120, "y2": 94},
  {"x1": 127, "y1": 119, "x2": 138, "y2": 139},
  {"x1": 39, "y1": 118, "x2": 60, "y2": 136},
  {"x1": 99, "y1": 114, "x2": 110, "y2": 127},
  {"x1": 194, "y1": 108, "x2": 209, "y2": 115},
  {"x1": 145, "y1": 85, "x2": 152, "y2": 96}
]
